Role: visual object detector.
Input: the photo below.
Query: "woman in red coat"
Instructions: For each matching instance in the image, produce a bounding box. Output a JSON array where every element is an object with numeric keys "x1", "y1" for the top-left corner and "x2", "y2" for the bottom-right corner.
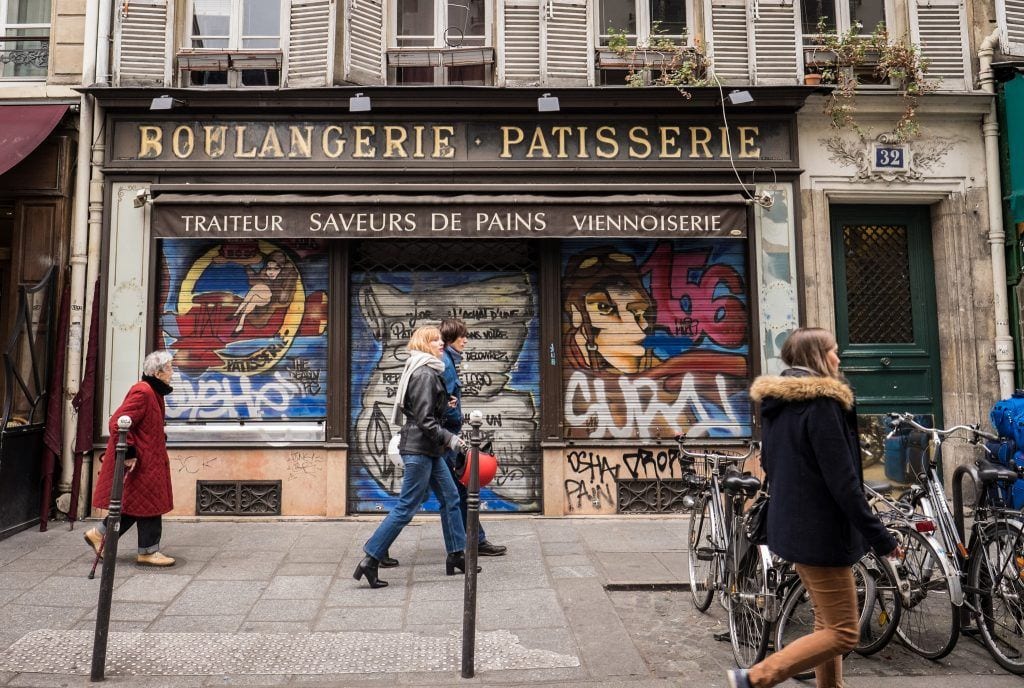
[{"x1": 84, "y1": 350, "x2": 176, "y2": 566}]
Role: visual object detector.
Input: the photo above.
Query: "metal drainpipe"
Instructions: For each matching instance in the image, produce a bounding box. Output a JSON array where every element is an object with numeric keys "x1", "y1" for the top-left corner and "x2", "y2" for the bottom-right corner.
[
  {"x1": 74, "y1": 0, "x2": 115, "y2": 520},
  {"x1": 979, "y1": 28, "x2": 1016, "y2": 400},
  {"x1": 58, "y1": 0, "x2": 101, "y2": 505}
]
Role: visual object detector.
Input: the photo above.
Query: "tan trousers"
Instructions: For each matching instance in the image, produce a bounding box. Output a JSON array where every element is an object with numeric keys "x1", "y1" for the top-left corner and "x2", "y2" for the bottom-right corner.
[{"x1": 748, "y1": 564, "x2": 860, "y2": 688}]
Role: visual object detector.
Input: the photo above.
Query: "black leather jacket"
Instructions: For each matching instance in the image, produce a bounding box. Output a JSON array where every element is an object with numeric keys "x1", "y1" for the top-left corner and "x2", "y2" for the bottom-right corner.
[{"x1": 397, "y1": 365, "x2": 455, "y2": 457}]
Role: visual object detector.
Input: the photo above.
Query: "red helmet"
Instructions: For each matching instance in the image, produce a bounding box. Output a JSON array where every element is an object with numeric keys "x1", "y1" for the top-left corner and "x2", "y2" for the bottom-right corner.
[{"x1": 458, "y1": 452, "x2": 499, "y2": 488}]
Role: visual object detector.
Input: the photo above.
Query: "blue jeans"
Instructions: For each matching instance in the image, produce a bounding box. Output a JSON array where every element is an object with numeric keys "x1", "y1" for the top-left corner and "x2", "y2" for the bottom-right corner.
[
  {"x1": 364, "y1": 453, "x2": 466, "y2": 560},
  {"x1": 442, "y1": 449, "x2": 486, "y2": 544}
]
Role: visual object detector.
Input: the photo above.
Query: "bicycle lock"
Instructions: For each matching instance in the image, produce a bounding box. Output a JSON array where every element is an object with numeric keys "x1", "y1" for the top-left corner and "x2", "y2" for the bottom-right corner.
[
  {"x1": 461, "y1": 410, "x2": 483, "y2": 678},
  {"x1": 91, "y1": 415, "x2": 131, "y2": 682}
]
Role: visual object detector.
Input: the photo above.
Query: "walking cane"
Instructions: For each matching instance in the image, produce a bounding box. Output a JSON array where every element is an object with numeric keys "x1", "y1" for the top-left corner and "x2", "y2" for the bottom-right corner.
[
  {"x1": 87, "y1": 532, "x2": 106, "y2": 580},
  {"x1": 91, "y1": 415, "x2": 131, "y2": 682}
]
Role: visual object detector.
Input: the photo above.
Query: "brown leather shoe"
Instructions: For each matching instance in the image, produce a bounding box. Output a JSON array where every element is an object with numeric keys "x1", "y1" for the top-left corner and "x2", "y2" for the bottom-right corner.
[
  {"x1": 84, "y1": 528, "x2": 104, "y2": 558},
  {"x1": 136, "y1": 551, "x2": 175, "y2": 567}
]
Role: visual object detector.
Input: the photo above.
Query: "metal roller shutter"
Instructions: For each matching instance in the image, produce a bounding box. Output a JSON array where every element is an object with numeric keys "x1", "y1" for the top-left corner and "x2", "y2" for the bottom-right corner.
[
  {"x1": 561, "y1": 238, "x2": 752, "y2": 440},
  {"x1": 348, "y1": 240, "x2": 542, "y2": 513},
  {"x1": 156, "y1": 239, "x2": 329, "y2": 421}
]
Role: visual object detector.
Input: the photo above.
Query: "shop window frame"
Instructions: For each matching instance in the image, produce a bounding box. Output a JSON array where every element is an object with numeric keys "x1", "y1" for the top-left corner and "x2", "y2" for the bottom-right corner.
[
  {"x1": 180, "y1": 0, "x2": 285, "y2": 88},
  {"x1": 594, "y1": 0, "x2": 694, "y2": 86},
  {"x1": 387, "y1": 0, "x2": 494, "y2": 85},
  {"x1": 801, "y1": 0, "x2": 896, "y2": 87}
]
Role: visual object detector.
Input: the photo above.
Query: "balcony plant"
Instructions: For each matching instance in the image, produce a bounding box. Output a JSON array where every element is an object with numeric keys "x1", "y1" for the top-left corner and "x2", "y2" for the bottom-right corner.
[
  {"x1": 606, "y1": 26, "x2": 712, "y2": 90},
  {"x1": 809, "y1": 19, "x2": 935, "y2": 142}
]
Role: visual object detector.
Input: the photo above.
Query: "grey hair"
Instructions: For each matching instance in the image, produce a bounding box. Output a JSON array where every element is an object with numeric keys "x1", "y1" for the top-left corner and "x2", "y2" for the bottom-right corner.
[{"x1": 142, "y1": 350, "x2": 174, "y2": 376}]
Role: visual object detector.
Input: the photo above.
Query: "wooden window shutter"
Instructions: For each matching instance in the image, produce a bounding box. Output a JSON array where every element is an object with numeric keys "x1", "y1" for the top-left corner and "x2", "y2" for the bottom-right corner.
[
  {"x1": 909, "y1": 0, "x2": 971, "y2": 91},
  {"x1": 499, "y1": 0, "x2": 542, "y2": 85},
  {"x1": 997, "y1": 0, "x2": 1024, "y2": 56},
  {"x1": 542, "y1": 0, "x2": 591, "y2": 86},
  {"x1": 344, "y1": 0, "x2": 384, "y2": 84},
  {"x1": 286, "y1": 0, "x2": 335, "y2": 86},
  {"x1": 114, "y1": 0, "x2": 172, "y2": 86},
  {"x1": 751, "y1": 0, "x2": 799, "y2": 84},
  {"x1": 705, "y1": 0, "x2": 752, "y2": 84}
]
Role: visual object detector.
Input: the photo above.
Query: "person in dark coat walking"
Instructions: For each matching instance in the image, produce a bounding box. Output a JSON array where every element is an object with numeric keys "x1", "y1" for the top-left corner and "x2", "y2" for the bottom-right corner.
[
  {"x1": 728, "y1": 327, "x2": 901, "y2": 688},
  {"x1": 85, "y1": 350, "x2": 177, "y2": 567}
]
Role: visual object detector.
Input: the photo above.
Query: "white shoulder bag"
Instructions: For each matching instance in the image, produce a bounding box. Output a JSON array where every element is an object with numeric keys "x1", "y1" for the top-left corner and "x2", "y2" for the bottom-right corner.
[{"x1": 387, "y1": 432, "x2": 403, "y2": 468}]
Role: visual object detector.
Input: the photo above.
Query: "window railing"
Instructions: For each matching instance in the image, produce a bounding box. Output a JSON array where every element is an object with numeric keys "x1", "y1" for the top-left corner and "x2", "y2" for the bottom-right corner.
[{"x1": 0, "y1": 36, "x2": 49, "y2": 77}]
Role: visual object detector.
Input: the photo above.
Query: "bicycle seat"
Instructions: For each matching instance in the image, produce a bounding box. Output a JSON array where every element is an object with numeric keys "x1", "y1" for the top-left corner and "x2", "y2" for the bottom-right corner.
[
  {"x1": 976, "y1": 459, "x2": 1019, "y2": 485},
  {"x1": 865, "y1": 480, "x2": 894, "y2": 494},
  {"x1": 721, "y1": 472, "x2": 761, "y2": 496}
]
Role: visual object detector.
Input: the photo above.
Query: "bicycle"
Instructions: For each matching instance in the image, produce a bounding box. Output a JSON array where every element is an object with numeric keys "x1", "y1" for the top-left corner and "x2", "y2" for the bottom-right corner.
[
  {"x1": 887, "y1": 412, "x2": 1024, "y2": 672},
  {"x1": 680, "y1": 440, "x2": 773, "y2": 668}
]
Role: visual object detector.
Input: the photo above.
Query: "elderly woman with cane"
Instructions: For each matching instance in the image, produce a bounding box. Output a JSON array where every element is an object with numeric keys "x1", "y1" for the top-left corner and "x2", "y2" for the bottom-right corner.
[
  {"x1": 353, "y1": 325, "x2": 474, "y2": 588},
  {"x1": 84, "y1": 350, "x2": 177, "y2": 567}
]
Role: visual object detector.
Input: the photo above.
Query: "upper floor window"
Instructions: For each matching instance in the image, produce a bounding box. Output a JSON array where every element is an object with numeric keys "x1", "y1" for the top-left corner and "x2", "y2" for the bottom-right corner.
[
  {"x1": 598, "y1": 0, "x2": 686, "y2": 46},
  {"x1": 801, "y1": 0, "x2": 886, "y2": 38},
  {"x1": 389, "y1": 0, "x2": 492, "y2": 85},
  {"x1": 0, "y1": 0, "x2": 50, "y2": 80},
  {"x1": 183, "y1": 0, "x2": 282, "y2": 86}
]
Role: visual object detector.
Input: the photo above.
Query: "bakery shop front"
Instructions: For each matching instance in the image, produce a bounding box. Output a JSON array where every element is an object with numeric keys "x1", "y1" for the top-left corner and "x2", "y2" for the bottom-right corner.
[{"x1": 89, "y1": 87, "x2": 807, "y2": 518}]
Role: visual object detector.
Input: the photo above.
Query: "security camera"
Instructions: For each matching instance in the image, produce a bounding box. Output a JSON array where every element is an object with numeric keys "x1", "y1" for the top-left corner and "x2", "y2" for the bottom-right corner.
[
  {"x1": 133, "y1": 188, "x2": 150, "y2": 209},
  {"x1": 754, "y1": 191, "x2": 774, "y2": 210}
]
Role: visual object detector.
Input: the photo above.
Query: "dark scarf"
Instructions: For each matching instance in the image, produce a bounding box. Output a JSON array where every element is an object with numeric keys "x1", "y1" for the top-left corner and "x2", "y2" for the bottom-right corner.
[{"x1": 142, "y1": 374, "x2": 173, "y2": 397}]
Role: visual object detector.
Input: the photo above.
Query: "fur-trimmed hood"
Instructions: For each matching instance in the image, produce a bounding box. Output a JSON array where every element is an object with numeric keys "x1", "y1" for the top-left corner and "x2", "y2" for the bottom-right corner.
[{"x1": 749, "y1": 373, "x2": 854, "y2": 413}]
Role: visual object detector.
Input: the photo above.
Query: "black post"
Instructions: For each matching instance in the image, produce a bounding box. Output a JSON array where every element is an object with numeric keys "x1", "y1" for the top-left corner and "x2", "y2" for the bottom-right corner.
[
  {"x1": 461, "y1": 410, "x2": 483, "y2": 678},
  {"x1": 91, "y1": 415, "x2": 131, "y2": 682}
]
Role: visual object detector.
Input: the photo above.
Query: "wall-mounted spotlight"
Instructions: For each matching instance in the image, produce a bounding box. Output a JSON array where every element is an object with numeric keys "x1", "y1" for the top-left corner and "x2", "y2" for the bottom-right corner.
[
  {"x1": 149, "y1": 95, "x2": 186, "y2": 111},
  {"x1": 537, "y1": 92, "x2": 560, "y2": 112},
  {"x1": 132, "y1": 188, "x2": 151, "y2": 209},
  {"x1": 349, "y1": 92, "x2": 372, "y2": 112},
  {"x1": 726, "y1": 89, "x2": 754, "y2": 105}
]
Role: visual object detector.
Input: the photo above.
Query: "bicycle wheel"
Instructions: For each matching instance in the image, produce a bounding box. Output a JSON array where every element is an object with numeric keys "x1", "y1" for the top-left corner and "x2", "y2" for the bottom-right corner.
[
  {"x1": 894, "y1": 527, "x2": 959, "y2": 659},
  {"x1": 729, "y1": 547, "x2": 771, "y2": 668},
  {"x1": 688, "y1": 493, "x2": 716, "y2": 612},
  {"x1": 856, "y1": 554, "x2": 902, "y2": 656},
  {"x1": 773, "y1": 578, "x2": 816, "y2": 681},
  {"x1": 969, "y1": 520, "x2": 1024, "y2": 674}
]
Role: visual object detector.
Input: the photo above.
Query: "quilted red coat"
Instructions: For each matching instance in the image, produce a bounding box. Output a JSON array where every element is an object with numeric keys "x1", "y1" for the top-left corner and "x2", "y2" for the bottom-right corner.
[{"x1": 92, "y1": 380, "x2": 174, "y2": 516}]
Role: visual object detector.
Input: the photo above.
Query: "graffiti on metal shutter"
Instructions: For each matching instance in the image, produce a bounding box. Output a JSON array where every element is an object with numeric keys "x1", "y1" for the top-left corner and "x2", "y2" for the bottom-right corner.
[
  {"x1": 157, "y1": 239, "x2": 329, "y2": 419},
  {"x1": 562, "y1": 239, "x2": 752, "y2": 439},
  {"x1": 349, "y1": 271, "x2": 540, "y2": 511}
]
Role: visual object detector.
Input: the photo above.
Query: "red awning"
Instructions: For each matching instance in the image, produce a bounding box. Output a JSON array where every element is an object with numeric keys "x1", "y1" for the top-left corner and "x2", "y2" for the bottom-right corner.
[{"x1": 0, "y1": 104, "x2": 69, "y2": 177}]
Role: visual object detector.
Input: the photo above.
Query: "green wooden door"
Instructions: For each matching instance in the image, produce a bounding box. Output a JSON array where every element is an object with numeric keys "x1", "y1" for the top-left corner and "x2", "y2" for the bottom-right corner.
[{"x1": 831, "y1": 206, "x2": 942, "y2": 473}]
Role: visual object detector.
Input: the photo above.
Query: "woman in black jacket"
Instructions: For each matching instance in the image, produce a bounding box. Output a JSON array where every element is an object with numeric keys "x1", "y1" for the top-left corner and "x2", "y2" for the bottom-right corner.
[
  {"x1": 354, "y1": 325, "x2": 472, "y2": 588},
  {"x1": 729, "y1": 328, "x2": 901, "y2": 688}
]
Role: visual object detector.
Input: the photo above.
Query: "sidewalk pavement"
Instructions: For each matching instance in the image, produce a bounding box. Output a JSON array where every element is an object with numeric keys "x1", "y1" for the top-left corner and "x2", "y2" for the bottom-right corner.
[{"x1": 0, "y1": 516, "x2": 1018, "y2": 688}]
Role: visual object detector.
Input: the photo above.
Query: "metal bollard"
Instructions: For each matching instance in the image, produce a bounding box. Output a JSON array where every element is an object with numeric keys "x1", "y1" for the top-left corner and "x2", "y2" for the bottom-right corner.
[
  {"x1": 461, "y1": 410, "x2": 483, "y2": 678},
  {"x1": 91, "y1": 415, "x2": 131, "y2": 682},
  {"x1": 951, "y1": 461, "x2": 981, "y2": 632}
]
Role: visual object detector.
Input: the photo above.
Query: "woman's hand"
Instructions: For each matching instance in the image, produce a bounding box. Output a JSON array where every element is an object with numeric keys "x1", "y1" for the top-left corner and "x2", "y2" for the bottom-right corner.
[
  {"x1": 124, "y1": 457, "x2": 138, "y2": 473},
  {"x1": 448, "y1": 396, "x2": 458, "y2": 409},
  {"x1": 886, "y1": 545, "x2": 904, "y2": 560}
]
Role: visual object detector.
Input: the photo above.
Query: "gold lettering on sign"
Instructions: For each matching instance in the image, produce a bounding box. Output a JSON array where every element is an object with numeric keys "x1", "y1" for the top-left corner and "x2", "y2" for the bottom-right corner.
[
  {"x1": 234, "y1": 125, "x2": 258, "y2": 158},
  {"x1": 500, "y1": 126, "x2": 524, "y2": 158},
  {"x1": 690, "y1": 127, "x2": 712, "y2": 159},
  {"x1": 353, "y1": 125, "x2": 376, "y2": 158},
  {"x1": 411, "y1": 125, "x2": 426, "y2": 159},
  {"x1": 595, "y1": 126, "x2": 618, "y2": 159},
  {"x1": 719, "y1": 126, "x2": 731, "y2": 157},
  {"x1": 322, "y1": 125, "x2": 345, "y2": 158},
  {"x1": 383, "y1": 126, "x2": 408, "y2": 158},
  {"x1": 259, "y1": 127, "x2": 285, "y2": 158},
  {"x1": 659, "y1": 126, "x2": 682, "y2": 158},
  {"x1": 527, "y1": 128, "x2": 551, "y2": 158},
  {"x1": 575, "y1": 126, "x2": 590, "y2": 158},
  {"x1": 433, "y1": 126, "x2": 455, "y2": 158},
  {"x1": 289, "y1": 126, "x2": 313, "y2": 158},
  {"x1": 551, "y1": 126, "x2": 572, "y2": 159},
  {"x1": 172, "y1": 126, "x2": 194, "y2": 158},
  {"x1": 138, "y1": 126, "x2": 163, "y2": 158},
  {"x1": 204, "y1": 125, "x2": 227, "y2": 158},
  {"x1": 738, "y1": 126, "x2": 761, "y2": 158},
  {"x1": 628, "y1": 127, "x2": 651, "y2": 159}
]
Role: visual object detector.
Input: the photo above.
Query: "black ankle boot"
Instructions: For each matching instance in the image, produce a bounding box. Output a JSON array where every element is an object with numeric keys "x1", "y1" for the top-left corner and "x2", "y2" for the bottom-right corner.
[
  {"x1": 353, "y1": 555, "x2": 389, "y2": 588},
  {"x1": 445, "y1": 551, "x2": 482, "y2": 576},
  {"x1": 380, "y1": 550, "x2": 399, "y2": 568}
]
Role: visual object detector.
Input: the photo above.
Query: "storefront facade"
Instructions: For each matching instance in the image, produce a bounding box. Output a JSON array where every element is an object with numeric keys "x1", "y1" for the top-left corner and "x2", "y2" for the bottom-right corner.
[{"x1": 88, "y1": 87, "x2": 808, "y2": 518}]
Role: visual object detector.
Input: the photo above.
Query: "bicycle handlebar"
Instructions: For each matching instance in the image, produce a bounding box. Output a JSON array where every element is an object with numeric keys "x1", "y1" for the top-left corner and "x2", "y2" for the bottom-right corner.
[
  {"x1": 885, "y1": 412, "x2": 998, "y2": 443},
  {"x1": 677, "y1": 440, "x2": 760, "y2": 462}
]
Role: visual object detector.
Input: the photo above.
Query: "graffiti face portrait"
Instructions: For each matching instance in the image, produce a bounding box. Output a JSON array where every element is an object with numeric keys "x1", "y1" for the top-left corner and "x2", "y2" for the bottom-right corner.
[{"x1": 565, "y1": 250, "x2": 655, "y2": 375}]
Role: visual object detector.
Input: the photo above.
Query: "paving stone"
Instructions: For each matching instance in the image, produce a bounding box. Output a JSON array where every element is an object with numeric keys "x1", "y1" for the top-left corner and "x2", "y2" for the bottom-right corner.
[
  {"x1": 0, "y1": 605, "x2": 87, "y2": 636},
  {"x1": 260, "y1": 576, "x2": 331, "y2": 600},
  {"x1": 80, "y1": 603, "x2": 166, "y2": 623},
  {"x1": 554, "y1": 578, "x2": 647, "y2": 679},
  {"x1": 246, "y1": 598, "x2": 320, "y2": 622},
  {"x1": 541, "y1": 541, "x2": 585, "y2": 555},
  {"x1": 324, "y1": 579, "x2": 408, "y2": 607},
  {"x1": 0, "y1": 629, "x2": 579, "y2": 675},
  {"x1": 596, "y1": 552, "x2": 675, "y2": 585},
  {"x1": 195, "y1": 552, "x2": 285, "y2": 580},
  {"x1": 314, "y1": 607, "x2": 404, "y2": 632},
  {"x1": 161, "y1": 546, "x2": 220, "y2": 562},
  {"x1": 653, "y1": 551, "x2": 689, "y2": 583},
  {"x1": 276, "y1": 549, "x2": 342, "y2": 564},
  {"x1": 550, "y1": 565, "x2": 597, "y2": 578},
  {"x1": 274, "y1": 563, "x2": 337, "y2": 576},
  {"x1": 0, "y1": 573, "x2": 48, "y2": 592},
  {"x1": 163, "y1": 581, "x2": 265, "y2": 616},
  {"x1": 476, "y1": 589, "x2": 567, "y2": 630},
  {"x1": 239, "y1": 621, "x2": 312, "y2": 633},
  {"x1": 147, "y1": 616, "x2": 243, "y2": 633},
  {"x1": 543, "y1": 554, "x2": 593, "y2": 567},
  {"x1": 112, "y1": 574, "x2": 191, "y2": 602}
]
